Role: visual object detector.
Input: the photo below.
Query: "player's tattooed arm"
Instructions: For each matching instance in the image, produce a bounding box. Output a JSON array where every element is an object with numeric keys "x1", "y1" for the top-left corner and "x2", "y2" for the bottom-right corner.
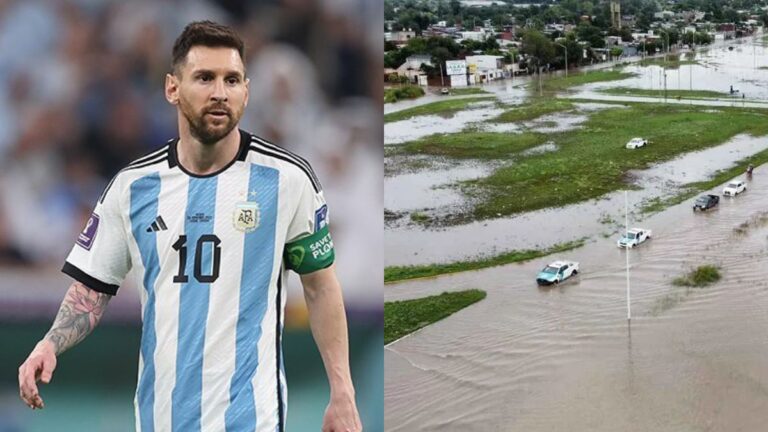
[{"x1": 43, "y1": 282, "x2": 112, "y2": 355}]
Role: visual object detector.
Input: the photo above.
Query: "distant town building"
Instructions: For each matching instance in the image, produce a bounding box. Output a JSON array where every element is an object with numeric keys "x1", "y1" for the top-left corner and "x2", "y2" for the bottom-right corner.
[
  {"x1": 387, "y1": 30, "x2": 416, "y2": 44},
  {"x1": 465, "y1": 55, "x2": 504, "y2": 82}
]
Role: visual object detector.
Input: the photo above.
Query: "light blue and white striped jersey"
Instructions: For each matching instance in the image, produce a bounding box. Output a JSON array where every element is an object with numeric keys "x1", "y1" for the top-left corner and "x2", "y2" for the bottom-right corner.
[{"x1": 63, "y1": 130, "x2": 334, "y2": 432}]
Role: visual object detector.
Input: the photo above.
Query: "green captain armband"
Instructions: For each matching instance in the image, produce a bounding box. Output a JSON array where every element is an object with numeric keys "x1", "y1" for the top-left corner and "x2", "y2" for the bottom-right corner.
[{"x1": 284, "y1": 225, "x2": 335, "y2": 274}]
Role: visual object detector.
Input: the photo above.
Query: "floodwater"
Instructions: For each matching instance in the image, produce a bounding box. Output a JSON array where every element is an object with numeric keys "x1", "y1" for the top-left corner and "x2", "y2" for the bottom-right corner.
[
  {"x1": 384, "y1": 163, "x2": 492, "y2": 212},
  {"x1": 384, "y1": 34, "x2": 768, "y2": 432},
  {"x1": 384, "y1": 100, "x2": 502, "y2": 145},
  {"x1": 385, "y1": 165, "x2": 768, "y2": 431},
  {"x1": 385, "y1": 134, "x2": 768, "y2": 266},
  {"x1": 577, "y1": 35, "x2": 768, "y2": 101}
]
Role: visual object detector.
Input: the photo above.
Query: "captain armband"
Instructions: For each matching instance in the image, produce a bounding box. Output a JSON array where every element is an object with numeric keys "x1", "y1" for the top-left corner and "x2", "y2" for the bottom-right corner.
[{"x1": 284, "y1": 225, "x2": 335, "y2": 274}]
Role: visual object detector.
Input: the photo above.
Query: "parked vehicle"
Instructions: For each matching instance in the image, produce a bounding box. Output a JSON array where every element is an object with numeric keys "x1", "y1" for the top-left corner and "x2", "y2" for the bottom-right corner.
[
  {"x1": 440, "y1": 88, "x2": 450, "y2": 95},
  {"x1": 723, "y1": 179, "x2": 747, "y2": 196},
  {"x1": 626, "y1": 137, "x2": 648, "y2": 149},
  {"x1": 536, "y1": 260, "x2": 579, "y2": 285},
  {"x1": 617, "y1": 228, "x2": 652, "y2": 248},
  {"x1": 693, "y1": 194, "x2": 719, "y2": 211}
]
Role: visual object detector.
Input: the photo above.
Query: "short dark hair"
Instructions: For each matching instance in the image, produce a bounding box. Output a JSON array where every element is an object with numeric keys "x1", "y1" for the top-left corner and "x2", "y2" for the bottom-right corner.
[{"x1": 171, "y1": 21, "x2": 245, "y2": 74}]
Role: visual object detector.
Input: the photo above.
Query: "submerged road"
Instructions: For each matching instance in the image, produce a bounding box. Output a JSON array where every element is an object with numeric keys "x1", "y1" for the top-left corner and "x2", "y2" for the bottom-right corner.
[{"x1": 385, "y1": 166, "x2": 768, "y2": 431}]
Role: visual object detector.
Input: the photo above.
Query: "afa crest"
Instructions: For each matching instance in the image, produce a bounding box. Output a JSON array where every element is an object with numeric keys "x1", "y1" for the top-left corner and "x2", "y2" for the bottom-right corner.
[{"x1": 233, "y1": 201, "x2": 260, "y2": 233}]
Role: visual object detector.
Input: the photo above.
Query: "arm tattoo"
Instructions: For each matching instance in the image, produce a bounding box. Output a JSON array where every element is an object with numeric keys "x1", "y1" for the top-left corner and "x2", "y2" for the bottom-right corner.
[{"x1": 44, "y1": 282, "x2": 111, "y2": 355}]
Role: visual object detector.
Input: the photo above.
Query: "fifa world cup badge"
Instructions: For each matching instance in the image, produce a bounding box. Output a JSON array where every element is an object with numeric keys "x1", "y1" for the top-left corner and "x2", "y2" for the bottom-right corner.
[{"x1": 233, "y1": 201, "x2": 260, "y2": 233}]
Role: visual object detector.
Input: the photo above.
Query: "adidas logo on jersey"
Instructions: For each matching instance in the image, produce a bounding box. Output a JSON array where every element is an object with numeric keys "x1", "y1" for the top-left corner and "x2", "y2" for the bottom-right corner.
[{"x1": 146, "y1": 216, "x2": 168, "y2": 232}]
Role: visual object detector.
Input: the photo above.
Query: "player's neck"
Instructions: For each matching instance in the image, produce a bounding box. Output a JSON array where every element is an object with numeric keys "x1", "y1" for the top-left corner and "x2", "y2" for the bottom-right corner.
[{"x1": 176, "y1": 128, "x2": 241, "y2": 176}]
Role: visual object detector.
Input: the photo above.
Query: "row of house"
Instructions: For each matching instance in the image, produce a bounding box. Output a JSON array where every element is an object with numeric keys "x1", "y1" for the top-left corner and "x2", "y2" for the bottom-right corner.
[{"x1": 392, "y1": 54, "x2": 514, "y2": 86}]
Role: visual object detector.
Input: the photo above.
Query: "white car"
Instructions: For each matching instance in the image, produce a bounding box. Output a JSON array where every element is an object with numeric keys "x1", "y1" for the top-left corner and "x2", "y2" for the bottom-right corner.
[
  {"x1": 723, "y1": 179, "x2": 747, "y2": 196},
  {"x1": 536, "y1": 260, "x2": 580, "y2": 285},
  {"x1": 617, "y1": 228, "x2": 652, "y2": 248},
  {"x1": 626, "y1": 137, "x2": 648, "y2": 149}
]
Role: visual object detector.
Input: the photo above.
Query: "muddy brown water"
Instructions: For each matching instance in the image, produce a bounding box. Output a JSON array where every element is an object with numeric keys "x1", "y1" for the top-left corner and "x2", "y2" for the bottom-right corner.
[
  {"x1": 385, "y1": 168, "x2": 768, "y2": 431},
  {"x1": 385, "y1": 36, "x2": 768, "y2": 432}
]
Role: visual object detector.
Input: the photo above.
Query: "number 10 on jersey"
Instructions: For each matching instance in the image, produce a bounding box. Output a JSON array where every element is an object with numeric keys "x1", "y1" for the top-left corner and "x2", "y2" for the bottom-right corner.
[{"x1": 172, "y1": 235, "x2": 222, "y2": 283}]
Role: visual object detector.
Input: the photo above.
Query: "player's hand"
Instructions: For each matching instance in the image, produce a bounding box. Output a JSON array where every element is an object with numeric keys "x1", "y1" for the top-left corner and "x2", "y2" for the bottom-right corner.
[
  {"x1": 322, "y1": 393, "x2": 362, "y2": 432},
  {"x1": 18, "y1": 339, "x2": 57, "y2": 410}
]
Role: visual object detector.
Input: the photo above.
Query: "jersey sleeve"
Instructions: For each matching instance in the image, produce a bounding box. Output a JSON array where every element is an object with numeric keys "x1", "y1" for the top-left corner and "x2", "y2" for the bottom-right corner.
[
  {"x1": 283, "y1": 175, "x2": 335, "y2": 274},
  {"x1": 61, "y1": 176, "x2": 131, "y2": 295}
]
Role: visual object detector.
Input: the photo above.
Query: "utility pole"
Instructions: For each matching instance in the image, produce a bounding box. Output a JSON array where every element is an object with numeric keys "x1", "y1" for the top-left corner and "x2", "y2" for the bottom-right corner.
[
  {"x1": 555, "y1": 41, "x2": 568, "y2": 78},
  {"x1": 439, "y1": 62, "x2": 445, "y2": 87}
]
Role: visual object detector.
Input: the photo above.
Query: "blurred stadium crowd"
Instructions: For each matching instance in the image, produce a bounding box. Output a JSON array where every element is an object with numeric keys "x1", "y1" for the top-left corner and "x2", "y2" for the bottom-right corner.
[{"x1": 0, "y1": 0, "x2": 382, "y2": 311}]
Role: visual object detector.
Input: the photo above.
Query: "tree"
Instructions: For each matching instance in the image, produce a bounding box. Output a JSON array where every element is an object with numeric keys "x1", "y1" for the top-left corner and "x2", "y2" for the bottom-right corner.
[
  {"x1": 620, "y1": 27, "x2": 634, "y2": 42},
  {"x1": 576, "y1": 22, "x2": 605, "y2": 48},
  {"x1": 610, "y1": 46, "x2": 624, "y2": 59},
  {"x1": 522, "y1": 30, "x2": 556, "y2": 71}
]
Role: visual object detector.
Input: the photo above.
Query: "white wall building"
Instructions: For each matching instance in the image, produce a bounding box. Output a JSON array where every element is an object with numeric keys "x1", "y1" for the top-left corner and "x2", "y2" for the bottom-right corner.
[{"x1": 465, "y1": 55, "x2": 504, "y2": 82}]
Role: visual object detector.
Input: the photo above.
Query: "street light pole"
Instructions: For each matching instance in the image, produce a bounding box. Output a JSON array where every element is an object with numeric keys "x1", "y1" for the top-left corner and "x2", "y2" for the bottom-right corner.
[{"x1": 554, "y1": 41, "x2": 568, "y2": 78}]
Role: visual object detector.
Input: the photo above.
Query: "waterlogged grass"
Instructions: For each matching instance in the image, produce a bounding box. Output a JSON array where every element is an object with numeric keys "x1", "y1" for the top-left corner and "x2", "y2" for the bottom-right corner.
[
  {"x1": 384, "y1": 239, "x2": 585, "y2": 283},
  {"x1": 651, "y1": 265, "x2": 722, "y2": 315},
  {"x1": 534, "y1": 70, "x2": 637, "y2": 93},
  {"x1": 448, "y1": 87, "x2": 489, "y2": 95},
  {"x1": 384, "y1": 85, "x2": 425, "y2": 103},
  {"x1": 410, "y1": 212, "x2": 430, "y2": 223},
  {"x1": 493, "y1": 98, "x2": 576, "y2": 123},
  {"x1": 384, "y1": 96, "x2": 496, "y2": 123},
  {"x1": 598, "y1": 87, "x2": 728, "y2": 99},
  {"x1": 401, "y1": 131, "x2": 549, "y2": 159},
  {"x1": 384, "y1": 289, "x2": 486, "y2": 344},
  {"x1": 463, "y1": 104, "x2": 768, "y2": 220},
  {"x1": 637, "y1": 57, "x2": 698, "y2": 68},
  {"x1": 672, "y1": 265, "x2": 721, "y2": 287}
]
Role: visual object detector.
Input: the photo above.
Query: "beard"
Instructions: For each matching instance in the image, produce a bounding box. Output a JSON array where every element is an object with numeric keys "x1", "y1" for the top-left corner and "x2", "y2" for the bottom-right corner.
[{"x1": 179, "y1": 98, "x2": 242, "y2": 146}]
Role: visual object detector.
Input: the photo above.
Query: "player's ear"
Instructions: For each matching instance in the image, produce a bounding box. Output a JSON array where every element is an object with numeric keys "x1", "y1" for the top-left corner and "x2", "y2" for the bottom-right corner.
[
  {"x1": 165, "y1": 73, "x2": 179, "y2": 105},
  {"x1": 244, "y1": 77, "x2": 249, "y2": 108}
]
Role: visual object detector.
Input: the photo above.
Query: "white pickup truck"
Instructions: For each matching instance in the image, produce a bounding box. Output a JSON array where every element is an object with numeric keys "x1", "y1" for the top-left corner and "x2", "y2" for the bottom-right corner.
[{"x1": 617, "y1": 228, "x2": 652, "y2": 248}]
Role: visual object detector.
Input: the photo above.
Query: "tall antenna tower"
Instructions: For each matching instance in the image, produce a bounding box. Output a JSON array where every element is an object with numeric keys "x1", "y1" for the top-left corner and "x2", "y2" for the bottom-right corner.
[{"x1": 610, "y1": 0, "x2": 621, "y2": 29}]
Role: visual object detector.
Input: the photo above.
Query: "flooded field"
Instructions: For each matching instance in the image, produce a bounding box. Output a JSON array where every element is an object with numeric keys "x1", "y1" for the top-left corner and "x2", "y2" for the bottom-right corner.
[
  {"x1": 385, "y1": 34, "x2": 768, "y2": 432},
  {"x1": 576, "y1": 37, "x2": 768, "y2": 101},
  {"x1": 385, "y1": 100, "x2": 502, "y2": 144},
  {"x1": 386, "y1": 134, "x2": 768, "y2": 266},
  {"x1": 385, "y1": 167, "x2": 768, "y2": 431}
]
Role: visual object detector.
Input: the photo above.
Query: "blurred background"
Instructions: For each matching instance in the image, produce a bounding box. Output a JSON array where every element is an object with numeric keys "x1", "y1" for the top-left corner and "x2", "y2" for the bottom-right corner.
[{"x1": 0, "y1": 0, "x2": 382, "y2": 430}]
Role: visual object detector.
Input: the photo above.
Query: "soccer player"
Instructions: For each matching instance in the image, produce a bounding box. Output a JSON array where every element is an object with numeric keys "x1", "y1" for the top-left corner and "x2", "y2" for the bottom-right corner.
[{"x1": 18, "y1": 21, "x2": 362, "y2": 432}]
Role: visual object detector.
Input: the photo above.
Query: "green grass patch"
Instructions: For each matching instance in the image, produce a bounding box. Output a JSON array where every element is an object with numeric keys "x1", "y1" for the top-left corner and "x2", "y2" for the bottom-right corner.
[
  {"x1": 672, "y1": 265, "x2": 721, "y2": 287},
  {"x1": 598, "y1": 87, "x2": 728, "y2": 99},
  {"x1": 384, "y1": 239, "x2": 585, "y2": 283},
  {"x1": 493, "y1": 98, "x2": 576, "y2": 123},
  {"x1": 401, "y1": 130, "x2": 549, "y2": 159},
  {"x1": 533, "y1": 70, "x2": 637, "y2": 94},
  {"x1": 410, "y1": 211, "x2": 431, "y2": 224},
  {"x1": 385, "y1": 289, "x2": 486, "y2": 344},
  {"x1": 384, "y1": 85, "x2": 425, "y2": 103},
  {"x1": 637, "y1": 57, "x2": 698, "y2": 68},
  {"x1": 462, "y1": 104, "x2": 768, "y2": 220},
  {"x1": 448, "y1": 87, "x2": 489, "y2": 95},
  {"x1": 759, "y1": 66, "x2": 768, "y2": 70},
  {"x1": 384, "y1": 96, "x2": 496, "y2": 123}
]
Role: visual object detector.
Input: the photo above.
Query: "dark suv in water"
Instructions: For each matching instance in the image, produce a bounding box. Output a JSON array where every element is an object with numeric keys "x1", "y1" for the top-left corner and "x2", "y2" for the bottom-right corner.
[{"x1": 693, "y1": 194, "x2": 719, "y2": 211}]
